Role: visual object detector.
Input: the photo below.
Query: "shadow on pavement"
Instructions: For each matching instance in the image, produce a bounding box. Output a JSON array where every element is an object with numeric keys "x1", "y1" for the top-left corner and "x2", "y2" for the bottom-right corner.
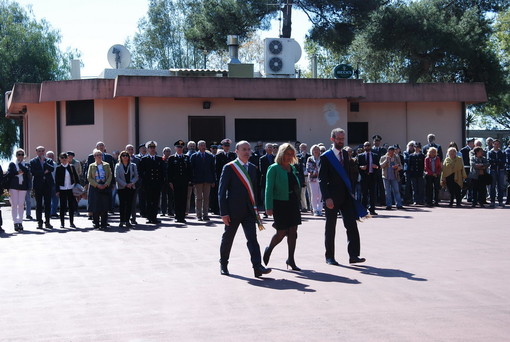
[
  {"x1": 228, "y1": 274, "x2": 316, "y2": 292},
  {"x1": 339, "y1": 264, "x2": 427, "y2": 281}
]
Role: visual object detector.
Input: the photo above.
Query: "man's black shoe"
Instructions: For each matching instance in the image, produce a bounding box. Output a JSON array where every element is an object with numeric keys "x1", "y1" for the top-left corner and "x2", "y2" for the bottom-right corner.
[
  {"x1": 326, "y1": 258, "x2": 339, "y2": 266},
  {"x1": 254, "y1": 266, "x2": 271, "y2": 277},
  {"x1": 369, "y1": 210, "x2": 378, "y2": 216},
  {"x1": 220, "y1": 265, "x2": 229, "y2": 276},
  {"x1": 349, "y1": 257, "x2": 366, "y2": 264}
]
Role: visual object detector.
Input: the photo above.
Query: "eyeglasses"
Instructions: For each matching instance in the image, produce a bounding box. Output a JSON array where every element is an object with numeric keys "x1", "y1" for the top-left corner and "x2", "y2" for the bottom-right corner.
[
  {"x1": 17, "y1": 153, "x2": 24, "y2": 156},
  {"x1": 121, "y1": 154, "x2": 129, "y2": 157},
  {"x1": 59, "y1": 156, "x2": 68, "y2": 159}
]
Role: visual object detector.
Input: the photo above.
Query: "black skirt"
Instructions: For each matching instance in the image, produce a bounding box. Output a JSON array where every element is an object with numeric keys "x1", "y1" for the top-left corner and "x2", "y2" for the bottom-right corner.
[{"x1": 272, "y1": 171, "x2": 302, "y2": 230}]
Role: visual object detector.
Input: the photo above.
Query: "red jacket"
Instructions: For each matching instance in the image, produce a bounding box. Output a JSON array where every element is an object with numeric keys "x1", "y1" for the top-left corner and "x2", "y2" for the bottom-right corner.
[{"x1": 424, "y1": 156, "x2": 442, "y2": 176}]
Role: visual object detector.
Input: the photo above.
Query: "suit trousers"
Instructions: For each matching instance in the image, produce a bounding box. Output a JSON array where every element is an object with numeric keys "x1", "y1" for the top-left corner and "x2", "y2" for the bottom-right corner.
[
  {"x1": 58, "y1": 189, "x2": 76, "y2": 225},
  {"x1": 194, "y1": 183, "x2": 211, "y2": 219},
  {"x1": 172, "y1": 182, "x2": 188, "y2": 221},
  {"x1": 144, "y1": 186, "x2": 161, "y2": 221},
  {"x1": 219, "y1": 214, "x2": 262, "y2": 268},
  {"x1": 35, "y1": 187, "x2": 52, "y2": 224},
  {"x1": 324, "y1": 198, "x2": 361, "y2": 260},
  {"x1": 361, "y1": 173, "x2": 377, "y2": 210}
]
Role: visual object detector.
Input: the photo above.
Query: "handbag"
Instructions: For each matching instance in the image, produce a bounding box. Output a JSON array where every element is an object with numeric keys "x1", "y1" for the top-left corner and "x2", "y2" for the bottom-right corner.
[
  {"x1": 438, "y1": 187, "x2": 451, "y2": 201},
  {"x1": 72, "y1": 183, "x2": 85, "y2": 196}
]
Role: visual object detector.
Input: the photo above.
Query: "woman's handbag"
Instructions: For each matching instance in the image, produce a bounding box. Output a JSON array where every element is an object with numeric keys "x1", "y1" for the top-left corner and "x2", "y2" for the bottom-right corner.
[
  {"x1": 72, "y1": 183, "x2": 85, "y2": 196},
  {"x1": 438, "y1": 187, "x2": 451, "y2": 201}
]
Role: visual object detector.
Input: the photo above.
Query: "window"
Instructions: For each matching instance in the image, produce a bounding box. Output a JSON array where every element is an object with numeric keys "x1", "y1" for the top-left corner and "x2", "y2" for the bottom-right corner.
[
  {"x1": 347, "y1": 122, "x2": 368, "y2": 145},
  {"x1": 66, "y1": 100, "x2": 94, "y2": 125},
  {"x1": 350, "y1": 102, "x2": 360, "y2": 112},
  {"x1": 235, "y1": 119, "x2": 296, "y2": 142}
]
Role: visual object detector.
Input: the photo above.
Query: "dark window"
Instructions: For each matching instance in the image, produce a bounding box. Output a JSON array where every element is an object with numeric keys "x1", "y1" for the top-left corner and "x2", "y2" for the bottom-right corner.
[
  {"x1": 347, "y1": 122, "x2": 368, "y2": 145},
  {"x1": 66, "y1": 100, "x2": 94, "y2": 125},
  {"x1": 350, "y1": 102, "x2": 360, "y2": 112},
  {"x1": 188, "y1": 116, "x2": 225, "y2": 146},
  {"x1": 235, "y1": 119, "x2": 296, "y2": 142}
]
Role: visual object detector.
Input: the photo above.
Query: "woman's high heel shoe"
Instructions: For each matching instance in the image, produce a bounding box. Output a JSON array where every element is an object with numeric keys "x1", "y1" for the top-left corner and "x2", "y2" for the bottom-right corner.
[{"x1": 286, "y1": 260, "x2": 301, "y2": 271}]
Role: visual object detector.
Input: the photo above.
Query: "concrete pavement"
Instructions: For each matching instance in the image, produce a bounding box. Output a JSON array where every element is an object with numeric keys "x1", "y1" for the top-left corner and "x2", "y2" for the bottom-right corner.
[{"x1": 0, "y1": 204, "x2": 509, "y2": 341}]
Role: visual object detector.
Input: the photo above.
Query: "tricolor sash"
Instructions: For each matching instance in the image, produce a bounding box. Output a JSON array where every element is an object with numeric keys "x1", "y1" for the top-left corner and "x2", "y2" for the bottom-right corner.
[
  {"x1": 230, "y1": 160, "x2": 265, "y2": 230},
  {"x1": 324, "y1": 149, "x2": 369, "y2": 220}
]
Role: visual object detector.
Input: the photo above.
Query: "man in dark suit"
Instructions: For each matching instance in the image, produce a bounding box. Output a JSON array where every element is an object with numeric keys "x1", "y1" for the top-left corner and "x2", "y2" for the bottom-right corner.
[
  {"x1": 29, "y1": 146, "x2": 55, "y2": 229},
  {"x1": 319, "y1": 128, "x2": 366, "y2": 265},
  {"x1": 258, "y1": 143, "x2": 275, "y2": 216},
  {"x1": 213, "y1": 139, "x2": 236, "y2": 215},
  {"x1": 422, "y1": 133, "x2": 444, "y2": 161},
  {"x1": 219, "y1": 141, "x2": 271, "y2": 278},
  {"x1": 460, "y1": 138, "x2": 475, "y2": 201},
  {"x1": 357, "y1": 141, "x2": 380, "y2": 215},
  {"x1": 138, "y1": 140, "x2": 165, "y2": 224},
  {"x1": 168, "y1": 140, "x2": 191, "y2": 223},
  {"x1": 190, "y1": 140, "x2": 216, "y2": 221}
]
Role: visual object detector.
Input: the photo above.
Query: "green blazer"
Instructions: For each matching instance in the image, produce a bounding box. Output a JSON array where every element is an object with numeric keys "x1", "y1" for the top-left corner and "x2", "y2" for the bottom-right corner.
[
  {"x1": 264, "y1": 163, "x2": 301, "y2": 211},
  {"x1": 87, "y1": 162, "x2": 112, "y2": 187}
]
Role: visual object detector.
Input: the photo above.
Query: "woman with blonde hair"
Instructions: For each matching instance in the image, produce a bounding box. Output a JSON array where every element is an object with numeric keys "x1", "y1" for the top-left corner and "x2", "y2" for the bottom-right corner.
[
  {"x1": 441, "y1": 147, "x2": 467, "y2": 207},
  {"x1": 87, "y1": 149, "x2": 113, "y2": 229},
  {"x1": 263, "y1": 143, "x2": 302, "y2": 271},
  {"x1": 306, "y1": 144, "x2": 323, "y2": 216},
  {"x1": 7, "y1": 149, "x2": 30, "y2": 232}
]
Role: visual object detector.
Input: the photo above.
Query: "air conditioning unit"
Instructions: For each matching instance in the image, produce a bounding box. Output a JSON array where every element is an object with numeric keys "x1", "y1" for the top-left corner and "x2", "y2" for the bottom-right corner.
[{"x1": 264, "y1": 38, "x2": 302, "y2": 76}]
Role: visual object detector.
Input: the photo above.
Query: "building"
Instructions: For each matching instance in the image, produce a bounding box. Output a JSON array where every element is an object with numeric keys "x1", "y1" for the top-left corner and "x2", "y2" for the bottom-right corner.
[{"x1": 5, "y1": 73, "x2": 487, "y2": 160}]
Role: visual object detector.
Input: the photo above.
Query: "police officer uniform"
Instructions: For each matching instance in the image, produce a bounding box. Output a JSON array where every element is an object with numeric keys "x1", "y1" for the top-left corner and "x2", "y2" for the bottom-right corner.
[
  {"x1": 168, "y1": 140, "x2": 192, "y2": 223},
  {"x1": 138, "y1": 141, "x2": 165, "y2": 224}
]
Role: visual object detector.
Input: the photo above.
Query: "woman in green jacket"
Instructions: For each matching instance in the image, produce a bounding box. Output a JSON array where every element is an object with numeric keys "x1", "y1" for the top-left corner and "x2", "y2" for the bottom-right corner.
[
  {"x1": 87, "y1": 149, "x2": 113, "y2": 229},
  {"x1": 263, "y1": 143, "x2": 302, "y2": 271}
]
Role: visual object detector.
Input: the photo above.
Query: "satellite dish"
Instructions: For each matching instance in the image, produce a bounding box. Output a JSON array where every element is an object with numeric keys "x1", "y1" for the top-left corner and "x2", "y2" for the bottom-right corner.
[{"x1": 107, "y1": 44, "x2": 131, "y2": 69}]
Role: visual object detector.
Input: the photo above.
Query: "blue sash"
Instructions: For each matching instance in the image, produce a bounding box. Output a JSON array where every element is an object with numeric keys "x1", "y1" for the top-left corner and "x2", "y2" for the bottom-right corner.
[{"x1": 324, "y1": 149, "x2": 368, "y2": 219}]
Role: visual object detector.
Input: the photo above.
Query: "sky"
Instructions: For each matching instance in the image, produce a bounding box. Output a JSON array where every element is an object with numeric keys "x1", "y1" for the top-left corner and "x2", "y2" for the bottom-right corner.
[{"x1": 15, "y1": 0, "x2": 312, "y2": 77}]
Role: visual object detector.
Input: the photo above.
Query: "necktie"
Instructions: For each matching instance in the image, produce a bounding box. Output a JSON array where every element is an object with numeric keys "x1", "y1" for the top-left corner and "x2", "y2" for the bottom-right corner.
[
  {"x1": 338, "y1": 151, "x2": 344, "y2": 166},
  {"x1": 244, "y1": 164, "x2": 249, "y2": 172},
  {"x1": 368, "y1": 153, "x2": 373, "y2": 173}
]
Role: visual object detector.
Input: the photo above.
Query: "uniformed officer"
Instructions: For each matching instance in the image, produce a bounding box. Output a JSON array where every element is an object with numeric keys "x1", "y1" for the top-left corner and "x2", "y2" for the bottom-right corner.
[
  {"x1": 168, "y1": 140, "x2": 192, "y2": 223},
  {"x1": 138, "y1": 140, "x2": 165, "y2": 224}
]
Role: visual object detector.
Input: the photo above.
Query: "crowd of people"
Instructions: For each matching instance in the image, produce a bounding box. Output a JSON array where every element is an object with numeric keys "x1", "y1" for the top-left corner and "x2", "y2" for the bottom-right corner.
[{"x1": 0, "y1": 131, "x2": 509, "y2": 276}]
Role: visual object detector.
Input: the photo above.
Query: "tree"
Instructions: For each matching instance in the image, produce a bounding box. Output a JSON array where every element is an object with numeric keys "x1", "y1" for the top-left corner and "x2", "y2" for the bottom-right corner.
[
  {"x1": 127, "y1": 0, "x2": 204, "y2": 69},
  {"x1": 0, "y1": 0, "x2": 75, "y2": 158},
  {"x1": 184, "y1": 0, "x2": 276, "y2": 53}
]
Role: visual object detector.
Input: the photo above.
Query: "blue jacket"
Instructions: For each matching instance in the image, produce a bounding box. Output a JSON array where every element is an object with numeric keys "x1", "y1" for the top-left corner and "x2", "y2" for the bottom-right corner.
[
  {"x1": 7, "y1": 161, "x2": 30, "y2": 191},
  {"x1": 190, "y1": 151, "x2": 215, "y2": 184}
]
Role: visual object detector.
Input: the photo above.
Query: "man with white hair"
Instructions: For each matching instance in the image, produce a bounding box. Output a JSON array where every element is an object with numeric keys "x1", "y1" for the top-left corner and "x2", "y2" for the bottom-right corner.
[
  {"x1": 190, "y1": 140, "x2": 216, "y2": 221},
  {"x1": 29, "y1": 146, "x2": 55, "y2": 229},
  {"x1": 423, "y1": 133, "x2": 443, "y2": 161}
]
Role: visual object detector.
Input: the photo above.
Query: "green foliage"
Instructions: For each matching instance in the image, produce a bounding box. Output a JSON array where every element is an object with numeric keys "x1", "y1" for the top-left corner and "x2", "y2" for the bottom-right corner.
[
  {"x1": 0, "y1": 0, "x2": 74, "y2": 158},
  {"x1": 184, "y1": 0, "x2": 276, "y2": 52},
  {"x1": 127, "y1": 0, "x2": 204, "y2": 69}
]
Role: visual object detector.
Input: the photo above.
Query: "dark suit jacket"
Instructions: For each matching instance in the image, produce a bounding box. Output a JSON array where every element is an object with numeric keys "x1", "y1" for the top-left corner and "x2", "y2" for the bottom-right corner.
[
  {"x1": 215, "y1": 151, "x2": 236, "y2": 181},
  {"x1": 190, "y1": 151, "x2": 215, "y2": 184},
  {"x1": 138, "y1": 155, "x2": 165, "y2": 188},
  {"x1": 29, "y1": 157, "x2": 55, "y2": 190},
  {"x1": 218, "y1": 161, "x2": 259, "y2": 220},
  {"x1": 55, "y1": 164, "x2": 80, "y2": 189},
  {"x1": 357, "y1": 151, "x2": 380, "y2": 177},
  {"x1": 460, "y1": 146, "x2": 471, "y2": 167},
  {"x1": 319, "y1": 149, "x2": 352, "y2": 208},
  {"x1": 259, "y1": 154, "x2": 274, "y2": 187}
]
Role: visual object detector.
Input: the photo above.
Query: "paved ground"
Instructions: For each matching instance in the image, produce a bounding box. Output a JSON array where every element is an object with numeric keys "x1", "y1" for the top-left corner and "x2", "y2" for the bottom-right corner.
[{"x1": 0, "y1": 203, "x2": 509, "y2": 342}]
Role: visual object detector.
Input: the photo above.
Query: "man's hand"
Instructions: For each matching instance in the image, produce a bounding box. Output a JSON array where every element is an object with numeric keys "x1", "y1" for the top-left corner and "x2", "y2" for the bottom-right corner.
[
  {"x1": 266, "y1": 209, "x2": 273, "y2": 216},
  {"x1": 325, "y1": 198, "x2": 334, "y2": 209},
  {"x1": 221, "y1": 215, "x2": 231, "y2": 226}
]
